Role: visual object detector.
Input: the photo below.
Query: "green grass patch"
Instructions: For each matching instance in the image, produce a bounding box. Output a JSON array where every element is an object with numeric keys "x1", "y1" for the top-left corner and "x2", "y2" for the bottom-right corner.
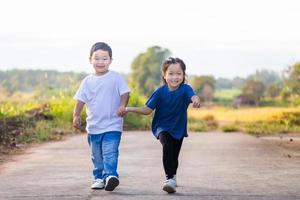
[{"x1": 222, "y1": 124, "x2": 240, "y2": 132}]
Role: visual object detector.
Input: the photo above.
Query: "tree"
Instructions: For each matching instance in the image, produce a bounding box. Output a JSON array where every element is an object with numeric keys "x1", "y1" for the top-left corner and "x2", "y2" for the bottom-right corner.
[
  {"x1": 241, "y1": 80, "x2": 265, "y2": 106},
  {"x1": 266, "y1": 83, "x2": 282, "y2": 98},
  {"x1": 247, "y1": 69, "x2": 282, "y2": 88},
  {"x1": 285, "y1": 62, "x2": 300, "y2": 96},
  {"x1": 190, "y1": 75, "x2": 215, "y2": 102},
  {"x1": 129, "y1": 46, "x2": 171, "y2": 96}
]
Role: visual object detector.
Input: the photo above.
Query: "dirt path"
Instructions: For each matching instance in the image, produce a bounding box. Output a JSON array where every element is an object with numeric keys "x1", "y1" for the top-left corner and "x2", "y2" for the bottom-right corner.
[{"x1": 0, "y1": 131, "x2": 300, "y2": 200}]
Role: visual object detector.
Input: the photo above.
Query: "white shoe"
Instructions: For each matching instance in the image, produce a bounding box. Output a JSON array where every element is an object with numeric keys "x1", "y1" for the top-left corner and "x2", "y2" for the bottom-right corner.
[
  {"x1": 162, "y1": 179, "x2": 176, "y2": 193},
  {"x1": 172, "y1": 175, "x2": 177, "y2": 187},
  {"x1": 105, "y1": 176, "x2": 119, "y2": 191},
  {"x1": 91, "y1": 179, "x2": 104, "y2": 189}
]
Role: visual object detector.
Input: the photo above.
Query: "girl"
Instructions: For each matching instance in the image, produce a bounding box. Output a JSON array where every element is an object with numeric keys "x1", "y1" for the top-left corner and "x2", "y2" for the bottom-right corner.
[{"x1": 125, "y1": 57, "x2": 200, "y2": 193}]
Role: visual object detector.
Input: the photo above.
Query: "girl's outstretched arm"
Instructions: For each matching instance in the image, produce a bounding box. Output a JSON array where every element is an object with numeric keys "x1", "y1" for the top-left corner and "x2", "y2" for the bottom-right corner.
[
  {"x1": 191, "y1": 95, "x2": 201, "y2": 108},
  {"x1": 126, "y1": 106, "x2": 153, "y2": 115}
]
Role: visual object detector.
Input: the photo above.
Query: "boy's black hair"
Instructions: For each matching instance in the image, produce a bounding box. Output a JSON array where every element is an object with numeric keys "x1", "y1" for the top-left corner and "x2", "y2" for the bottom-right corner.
[{"x1": 90, "y1": 42, "x2": 112, "y2": 59}]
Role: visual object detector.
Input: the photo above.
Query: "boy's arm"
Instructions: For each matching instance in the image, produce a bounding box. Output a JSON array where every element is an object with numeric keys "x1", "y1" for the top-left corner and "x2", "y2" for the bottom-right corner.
[
  {"x1": 73, "y1": 100, "x2": 85, "y2": 129},
  {"x1": 117, "y1": 92, "x2": 130, "y2": 117},
  {"x1": 126, "y1": 106, "x2": 153, "y2": 115},
  {"x1": 191, "y1": 95, "x2": 201, "y2": 108}
]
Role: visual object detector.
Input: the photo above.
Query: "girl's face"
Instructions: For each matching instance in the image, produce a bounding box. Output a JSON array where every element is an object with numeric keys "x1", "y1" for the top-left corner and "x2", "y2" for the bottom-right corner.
[
  {"x1": 164, "y1": 63, "x2": 184, "y2": 90},
  {"x1": 90, "y1": 49, "x2": 112, "y2": 75}
]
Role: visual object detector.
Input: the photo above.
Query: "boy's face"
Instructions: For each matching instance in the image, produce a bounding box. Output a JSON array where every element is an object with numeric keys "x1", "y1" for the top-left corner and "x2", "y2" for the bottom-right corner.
[
  {"x1": 90, "y1": 49, "x2": 112, "y2": 75},
  {"x1": 164, "y1": 63, "x2": 184, "y2": 90}
]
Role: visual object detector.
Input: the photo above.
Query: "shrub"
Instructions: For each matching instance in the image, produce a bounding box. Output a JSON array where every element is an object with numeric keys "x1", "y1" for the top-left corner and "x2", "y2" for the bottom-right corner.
[{"x1": 222, "y1": 124, "x2": 240, "y2": 132}]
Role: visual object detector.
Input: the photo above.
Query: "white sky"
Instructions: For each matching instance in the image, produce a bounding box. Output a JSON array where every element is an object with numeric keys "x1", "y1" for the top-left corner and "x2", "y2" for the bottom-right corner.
[{"x1": 0, "y1": 0, "x2": 300, "y2": 78}]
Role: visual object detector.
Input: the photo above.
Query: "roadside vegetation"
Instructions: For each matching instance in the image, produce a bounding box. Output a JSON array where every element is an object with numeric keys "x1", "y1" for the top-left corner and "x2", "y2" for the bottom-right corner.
[{"x1": 1, "y1": 46, "x2": 300, "y2": 155}]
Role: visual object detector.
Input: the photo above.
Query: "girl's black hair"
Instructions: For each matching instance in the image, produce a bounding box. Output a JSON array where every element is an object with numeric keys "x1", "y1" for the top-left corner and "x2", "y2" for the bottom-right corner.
[
  {"x1": 90, "y1": 42, "x2": 112, "y2": 59},
  {"x1": 161, "y1": 57, "x2": 186, "y2": 84}
]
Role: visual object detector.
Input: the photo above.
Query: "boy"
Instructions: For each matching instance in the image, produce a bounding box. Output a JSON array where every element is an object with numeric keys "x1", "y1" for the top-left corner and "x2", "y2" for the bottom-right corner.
[{"x1": 73, "y1": 42, "x2": 130, "y2": 191}]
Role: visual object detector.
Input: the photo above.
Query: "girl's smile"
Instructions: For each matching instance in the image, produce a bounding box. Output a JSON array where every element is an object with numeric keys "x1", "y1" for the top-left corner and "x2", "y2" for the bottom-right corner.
[{"x1": 164, "y1": 63, "x2": 184, "y2": 91}]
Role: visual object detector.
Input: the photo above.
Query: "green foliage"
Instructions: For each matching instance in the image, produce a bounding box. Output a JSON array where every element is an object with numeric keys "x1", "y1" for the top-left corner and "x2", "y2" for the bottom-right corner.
[
  {"x1": 222, "y1": 124, "x2": 240, "y2": 132},
  {"x1": 190, "y1": 75, "x2": 216, "y2": 102},
  {"x1": 124, "y1": 91, "x2": 151, "y2": 130},
  {"x1": 0, "y1": 69, "x2": 86, "y2": 94},
  {"x1": 285, "y1": 62, "x2": 300, "y2": 96},
  {"x1": 129, "y1": 46, "x2": 171, "y2": 96},
  {"x1": 202, "y1": 114, "x2": 218, "y2": 130},
  {"x1": 188, "y1": 121, "x2": 208, "y2": 132},
  {"x1": 242, "y1": 111, "x2": 300, "y2": 135},
  {"x1": 266, "y1": 83, "x2": 282, "y2": 98},
  {"x1": 247, "y1": 69, "x2": 282, "y2": 89},
  {"x1": 0, "y1": 101, "x2": 40, "y2": 118},
  {"x1": 47, "y1": 96, "x2": 76, "y2": 123},
  {"x1": 243, "y1": 121, "x2": 291, "y2": 135},
  {"x1": 269, "y1": 111, "x2": 300, "y2": 126},
  {"x1": 17, "y1": 121, "x2": 51, "y2": 143},
  {"x1": 214, "y1": 89, "x2": 241, "y2": 106},
  {"x1": 241, "y1": 80, "x2": 265, "y2": 106},
  {"x1": 260, "y1": 98, "x2": 290, "y2": 107},
  {"x1": 188, "y1": 115, "x2": 218, "y2": 132}
]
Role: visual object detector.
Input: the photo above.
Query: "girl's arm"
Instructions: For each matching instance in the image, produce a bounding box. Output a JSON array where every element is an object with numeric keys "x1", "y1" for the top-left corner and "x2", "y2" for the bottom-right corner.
[
  {"x1": 191, "y1": 95, "x2": 201, "y2": 108},
  {"x1": 126, "y1": 106, "x2": 153, "y2": 115},
  {"x1": 117, "y1": 92, "x2": 130, "y2": 117},
  {"x1": 73, "y1": 100, "x2": 85, "y2": 129}
]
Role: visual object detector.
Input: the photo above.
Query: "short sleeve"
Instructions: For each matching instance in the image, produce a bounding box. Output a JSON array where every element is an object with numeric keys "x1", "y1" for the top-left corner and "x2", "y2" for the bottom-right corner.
[
  {"x1": 146, "y1": 88, "x2": 160, "y2": 110},
  {"x1": 73, "y1": 78, "x2": 88, "y2": 103},
  {"x1": 117, "y1": 74, "x2": 130, "y2": 95},
  {"x1": 185, "y1": 84, "x2": 196, "y2": 103}
]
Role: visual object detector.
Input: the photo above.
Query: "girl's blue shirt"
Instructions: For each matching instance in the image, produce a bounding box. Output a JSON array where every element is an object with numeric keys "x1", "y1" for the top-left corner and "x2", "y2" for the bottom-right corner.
[{"x1": 146, "y1": 83, "x2": 195, "y2": 140}]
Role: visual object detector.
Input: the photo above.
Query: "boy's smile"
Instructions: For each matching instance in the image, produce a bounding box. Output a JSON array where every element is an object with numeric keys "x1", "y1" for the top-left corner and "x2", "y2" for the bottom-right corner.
[{"x1": 90, "y1": 49, "x2": 112, "y2": 75}]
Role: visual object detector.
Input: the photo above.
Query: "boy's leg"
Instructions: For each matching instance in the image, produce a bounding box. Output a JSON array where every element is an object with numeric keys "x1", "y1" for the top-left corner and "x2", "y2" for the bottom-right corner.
[
  {"x1": 158, "y1": 132, "x2": 175, "y2": 179},
  {"x1": 87, "y1": 134, "x2": 104, "y2": 180},
  {"x1": 102, "y1": 131, "x2": 121, "y2": 180}
]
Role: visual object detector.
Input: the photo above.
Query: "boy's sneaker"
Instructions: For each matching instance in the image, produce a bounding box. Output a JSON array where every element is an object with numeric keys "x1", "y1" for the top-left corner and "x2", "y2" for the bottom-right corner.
[
  {"x1": 91, "y1": 179, "x2": 104, "y2": 189},
  {"x1": 105, "y1": 176, "x2": 119, "y2": 191},
  {"x1": 162, "y1": 179, "x2": 176, "y2": 193}
]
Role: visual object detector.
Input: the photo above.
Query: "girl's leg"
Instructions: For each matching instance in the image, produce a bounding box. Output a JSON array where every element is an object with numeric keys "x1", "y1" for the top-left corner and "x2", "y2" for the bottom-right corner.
[
  {"x1": 102, "y1": 131, "x2": 121, "y2": 181},
  {"x1": 87, "y1": 134, "x2": 104, "y2": 180},
  {"x1": 172, "y1": 137, "x2": 183, "y2": 176},
  {"x1": 159, "y1": 132, "x2": 175, "y2": 180}
]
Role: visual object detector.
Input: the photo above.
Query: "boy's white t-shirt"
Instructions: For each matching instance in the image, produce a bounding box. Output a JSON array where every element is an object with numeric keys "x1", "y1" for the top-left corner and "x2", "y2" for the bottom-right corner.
[{"x1": 74, "y1": 70, "x2": 130, "y2": 134}]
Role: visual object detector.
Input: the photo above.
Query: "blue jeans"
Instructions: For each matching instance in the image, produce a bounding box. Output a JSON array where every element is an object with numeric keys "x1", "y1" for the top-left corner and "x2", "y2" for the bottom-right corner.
[{"x1": 87, "y1": 131, "x2": 121, "y2": 181}]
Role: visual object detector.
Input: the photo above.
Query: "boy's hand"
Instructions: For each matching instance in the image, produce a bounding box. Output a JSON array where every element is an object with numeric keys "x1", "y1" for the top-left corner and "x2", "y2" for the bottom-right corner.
[
  {"x1": 191, "y1": 96, "x2": 201, "y2": 108},
  {"x1": 73, "y1": 115, "x2": 81, "y2": 129},
  {"x1": 117, "y1": 105, "x2": 126, "y2": 117}
]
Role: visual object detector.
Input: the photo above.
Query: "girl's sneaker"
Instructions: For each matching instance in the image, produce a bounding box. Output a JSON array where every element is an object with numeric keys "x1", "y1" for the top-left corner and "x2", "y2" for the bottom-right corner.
[
  {"x1": 105, "y1": 176, "x2": 119, "y2": 191},
  {"x1": 91, "y1": 179, "x2": 104, "y2": 189},
  {"x1": 162, "y1": 179, "x2": 176, "y2": 193},
  {"x1": 172, "y1": 175, "x2": 177, "y2": 187}
]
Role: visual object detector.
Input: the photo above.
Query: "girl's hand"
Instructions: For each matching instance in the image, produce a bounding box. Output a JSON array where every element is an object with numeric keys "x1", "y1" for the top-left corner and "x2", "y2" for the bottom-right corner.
[
  {"x1": 73, "y1": 115, "x2": 81, "y2": 129},
  {"x1": 191, "y1": 96, "x2": 201, "y2": 108},
  {"x1": 117, "y1": 105, "x2": 127, "y2": 117}
]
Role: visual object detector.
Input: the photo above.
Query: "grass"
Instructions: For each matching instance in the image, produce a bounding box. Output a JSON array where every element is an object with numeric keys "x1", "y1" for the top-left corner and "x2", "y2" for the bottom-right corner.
[
  {"x1": 214, "y1": 89, "x2": 241, "y2": 99},
  {"x1": 188, "y1": 106, "x2": 300, "y2": 123}
]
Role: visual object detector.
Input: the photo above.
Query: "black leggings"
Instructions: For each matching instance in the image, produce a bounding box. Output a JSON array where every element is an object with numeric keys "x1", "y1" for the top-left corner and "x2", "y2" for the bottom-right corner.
[{"x1": 158, "y1": 132, "x2": 183, "y2": 180}]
